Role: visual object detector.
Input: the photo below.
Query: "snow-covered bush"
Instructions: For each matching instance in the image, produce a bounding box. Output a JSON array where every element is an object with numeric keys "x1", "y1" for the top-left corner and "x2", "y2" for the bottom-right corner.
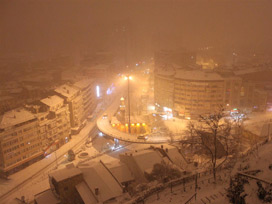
[
  {"x1": 257, "y1": 181, "x2": 272, "y2": 202},
  {"x1": 145, "y1": 161, "x2": 181, "y2": 183},
  {"x1": 227, "y1": 175, "x2": 248, "y2": 204}
]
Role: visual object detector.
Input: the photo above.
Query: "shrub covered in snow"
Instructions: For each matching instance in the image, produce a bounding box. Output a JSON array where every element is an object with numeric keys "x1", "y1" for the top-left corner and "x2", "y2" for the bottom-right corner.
[
  {"x1": 145, "y1": 161, "x2": 181, "y2": 183},
  {"x1": 227, "y1": 175, "x2": 248, "y2": 204},
  {"x1": 257, "y1": 181, "x2": 272, "y2": 202}
]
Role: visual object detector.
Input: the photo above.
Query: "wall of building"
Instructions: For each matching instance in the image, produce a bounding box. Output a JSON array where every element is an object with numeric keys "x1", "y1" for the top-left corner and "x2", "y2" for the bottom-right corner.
[
  {"x1": 0, "y1": 117, "x2": 43, "y2": 174},
  {"x1": 174, "y1": 78, "x2": 224, "y2": 118}
]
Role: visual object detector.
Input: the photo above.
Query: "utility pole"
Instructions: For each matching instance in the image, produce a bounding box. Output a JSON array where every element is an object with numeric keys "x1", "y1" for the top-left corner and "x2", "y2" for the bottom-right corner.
[
  {"x1": 127, "y1": 75, "x2": 131, "y2": 134},
  {"x1": 55, "y1": 150, "x2": 58, "y2": 168}
]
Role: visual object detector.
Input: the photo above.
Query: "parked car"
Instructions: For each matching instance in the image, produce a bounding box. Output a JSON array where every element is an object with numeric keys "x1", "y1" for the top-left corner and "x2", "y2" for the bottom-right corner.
[{"x1": 67, "y1": 149, "x2": 75, "y2": 161}]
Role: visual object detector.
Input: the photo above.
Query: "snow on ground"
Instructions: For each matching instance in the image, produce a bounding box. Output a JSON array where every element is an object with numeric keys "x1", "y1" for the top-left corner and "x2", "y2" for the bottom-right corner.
[
  {"x1": 232, "y1": 141, "x2": 272, "y2": 182},
  {"x1": 244, "y1": 112, "x2": 272, "y2": 136},
  {"x1": 228, "y1": 140, "x2": 272, "y2": 204},
  {"x1": 145, "y1": 172, "x2": 230, "y2": 204},
  {"x1": 163, "y1": 117, "x2": 188, "y2": 135}
]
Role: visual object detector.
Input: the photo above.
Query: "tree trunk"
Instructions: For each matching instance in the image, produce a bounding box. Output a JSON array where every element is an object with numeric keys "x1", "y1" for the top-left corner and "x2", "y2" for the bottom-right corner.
[
  {"x1": 214, "y1": 130, "x2": 217, "y2": 183},
  {"x1": 213, "y1": 161, "x2": 216, "y2": 182}
]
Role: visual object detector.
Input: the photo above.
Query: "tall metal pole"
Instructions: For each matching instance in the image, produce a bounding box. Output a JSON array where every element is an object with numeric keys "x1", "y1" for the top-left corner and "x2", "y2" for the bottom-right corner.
[
  {"x1": 55, "y1": 150, "x2": 58, "y2": 168},
  {"x1": 128, "y1": 76, "x2": 131, "y2": 134}
]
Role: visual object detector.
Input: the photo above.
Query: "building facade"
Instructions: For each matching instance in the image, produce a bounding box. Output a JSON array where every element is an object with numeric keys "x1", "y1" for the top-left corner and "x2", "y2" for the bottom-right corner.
[
  {"x1": 73, "y1": 79, "x2": 97, "y2": 120},
  {"x1": 174, "y1": 70, "x2": 225, "y2": 118},
  {"x1": 154, "y1": 66, "x2": 268, "y2": 118},
  {"x1": 154, "y1": 70, "x2": 175, "y2": 109},
  {"x1": 39, "y1": 95, "x2": 71, "y2": 149},
  {"x1": 55, "y1": 84, "x2": 84, "y2": 130},
  {"x1": 0, "y1": 109, "x2": 43, "y2": 175}
]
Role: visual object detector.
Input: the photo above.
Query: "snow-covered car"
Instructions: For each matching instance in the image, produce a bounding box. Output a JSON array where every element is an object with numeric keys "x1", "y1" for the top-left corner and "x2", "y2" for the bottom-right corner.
[{"x1": 137, "y1": 135, "x2": 148, "y2": 140}]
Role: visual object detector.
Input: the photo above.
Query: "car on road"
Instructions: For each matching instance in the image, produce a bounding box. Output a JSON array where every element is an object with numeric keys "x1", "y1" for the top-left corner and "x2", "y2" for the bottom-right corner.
[
  {"x1": 102, "y1": 113, "x2": 108, "y2": 119},
  {"x1": 67, "y1": 149, "x2": 75, "y2": 161},
  {"x1": 137, "y1": 135, "x2": 148, "y2": 140}
]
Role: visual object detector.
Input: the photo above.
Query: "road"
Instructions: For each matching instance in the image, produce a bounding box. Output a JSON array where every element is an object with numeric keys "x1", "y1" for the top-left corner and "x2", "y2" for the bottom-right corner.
[{"x1": 97, "y1": 96, "x2": 186, "y2": 144}]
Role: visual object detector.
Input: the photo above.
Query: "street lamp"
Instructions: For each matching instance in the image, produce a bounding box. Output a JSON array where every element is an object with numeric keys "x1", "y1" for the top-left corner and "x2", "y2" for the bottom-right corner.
[{"x1": 124, "y1": 75, "x2": 132, "y2": 133}]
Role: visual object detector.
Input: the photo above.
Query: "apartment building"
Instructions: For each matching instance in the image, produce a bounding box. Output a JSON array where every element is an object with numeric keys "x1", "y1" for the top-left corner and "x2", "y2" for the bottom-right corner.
[
  {"x1": 154, "y1": 69, "x2": 175, "y2": 109},
  {"x1": 73, "y1": 79, "x2": 96, "y2": 120},
  {"x1": 154, "y1": 66, "x2": 269, "y2": 118},
  {"x1": 0, "y1": 109, "x2": 43, "y2": 175},
  {"x1": 55, "y1": 84, "x2": 84, "y2": 130},
  {"x1": 40, "y1": 95, "x2": 71, "y2": 148},
  {"x1": 174, "y1": 70, "x2": 225, "y2": 118}
]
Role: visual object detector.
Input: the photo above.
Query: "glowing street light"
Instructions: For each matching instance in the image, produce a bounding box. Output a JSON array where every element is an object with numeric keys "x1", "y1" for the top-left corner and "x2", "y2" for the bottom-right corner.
[
  {"x1": 124, "y1": 76, "x2": 132, "y2": 80},
  {"x1": 124, "y1": 74, "x2": 132, "y2": 133}
]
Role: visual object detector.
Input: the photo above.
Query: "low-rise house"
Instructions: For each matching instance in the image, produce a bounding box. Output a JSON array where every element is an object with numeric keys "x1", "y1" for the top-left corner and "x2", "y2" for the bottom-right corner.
[
  {"x1": 119, "y1": 149, "x2": 166, "y2": 182},
  {"x1": 104, "y1": 160, "x2": 135, "y2": 187},
  {"x1": 77, "y1": 161, "x2": 123, "y2": 203},
  {"x1": 153, "y1": 144, "x2": 189, "y2": 170},
  {"x1": 34, "y1": 189, "x2": 60, "y2": 204},
  {"x1": 49, "y1": 164, "x2": 84, "y2": 204}
]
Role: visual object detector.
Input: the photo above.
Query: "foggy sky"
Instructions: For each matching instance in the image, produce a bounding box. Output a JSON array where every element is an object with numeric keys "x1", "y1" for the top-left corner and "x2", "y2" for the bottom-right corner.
[{"x1": 1, "y1": 0, "x2": 272, "y2": 58}]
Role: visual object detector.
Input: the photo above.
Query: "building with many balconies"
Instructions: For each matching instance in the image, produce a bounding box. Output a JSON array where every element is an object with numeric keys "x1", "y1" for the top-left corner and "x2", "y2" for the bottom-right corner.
[
  {"x1": 54, "y1": 84, "x2": 84, "y2": 131},
  {"x1": 0, "y1": 109, "x2": 43, "y2": 175},
  {"x1": 154, "y1": 64, "x2": 269, "y2": 118},
  {"x1": 73, "y1": 79, "x2": 97, "y2": 120},
  {"x1": 174, "y1": 70, "x2": 225, "y2": 118},
  {"x1": 40, "y1": 95, "x2": 71, "y2": 148}
]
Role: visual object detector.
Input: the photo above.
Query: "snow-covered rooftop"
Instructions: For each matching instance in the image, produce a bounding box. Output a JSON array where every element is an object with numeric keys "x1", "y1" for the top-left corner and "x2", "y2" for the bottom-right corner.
[
  {"x1": 162, "y1": 145, "x2": 188, "y2": 169},
  {"x1": 73, "y1": 79, "x2": 93, "y2": 89},
  {"x1": 0, "y1": 109, "x2": 36, "y2": 129},
  {"x1": 79, "y1": 162, "x2": 123, "y2": 203},
  {"x1": 49, "y1": 166, "x2": 82, "y2": 182},
  {"x1": 54, "y1": 84, "x2": 79, "y2": 98},
  {"x1": 105, "y1": 160, "x2": 134, "y2": 184},
  {"x1": 124, "y1": 149, "x2": 163, "y2": 173},
  {"x1": 34, "y1": 189, "x2": 60, "y2": 204},
  {"x1": 76, "y1": 182, "x2": 97, "y2": 204},
  {"x1": 40, "y1": 95, "x2": 64, "y2": 108}
]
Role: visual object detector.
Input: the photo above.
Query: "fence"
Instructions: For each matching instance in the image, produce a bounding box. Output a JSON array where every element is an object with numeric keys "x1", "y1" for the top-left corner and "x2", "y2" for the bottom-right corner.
[
  {"x1": 127, "y1": 157, "x2": 233, "y2": 204},
  {"x1": 184, "y1": 193, "x2": 197, "y2": 204},
  {"x1": 126, "y1": 135, "x2": 269, "y2": 204}
]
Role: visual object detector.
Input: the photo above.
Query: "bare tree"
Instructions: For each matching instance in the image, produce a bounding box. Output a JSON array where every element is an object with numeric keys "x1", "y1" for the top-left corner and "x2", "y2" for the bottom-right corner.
[
  {"x1": 231, "y1": 110, "x2": 246, "y2": 153},
  {"x1": 192, "y1": 106, "x2": 232, "y2": 182},
  {"x1": 186, "y1": 120, "x2": 196, "y2": 139},
  {"x1": 185, "y1": 120, "x2": 197, "y2": 151}
]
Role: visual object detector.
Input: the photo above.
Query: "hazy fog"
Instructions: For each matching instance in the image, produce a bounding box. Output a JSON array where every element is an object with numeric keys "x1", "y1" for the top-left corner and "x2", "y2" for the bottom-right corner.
[{"x1": 1, "y1": 0, "x2": 272, "y2": 58}]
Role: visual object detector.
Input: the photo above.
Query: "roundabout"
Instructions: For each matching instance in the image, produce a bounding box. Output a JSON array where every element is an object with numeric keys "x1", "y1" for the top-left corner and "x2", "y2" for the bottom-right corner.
[{"x1": 97, "y1": 116, "x2": 183, "y2": 144}]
